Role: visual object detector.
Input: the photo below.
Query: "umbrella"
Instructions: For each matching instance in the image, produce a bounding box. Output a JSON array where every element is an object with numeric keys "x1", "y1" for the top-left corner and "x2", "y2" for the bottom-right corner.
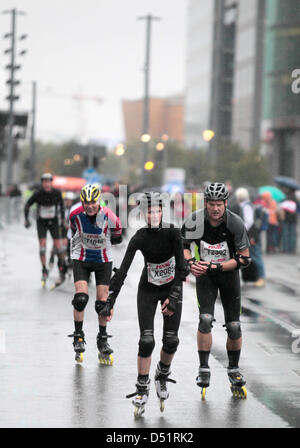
[
  {"x1": 280, "y1": 200, "x2": 297, "y2": 213},
  {"x1": 274, "y1": 176, "x2": 300, "y2": 191},
  {"x1": 258, "y1": 185, "x2": 286, "y2": 202}
]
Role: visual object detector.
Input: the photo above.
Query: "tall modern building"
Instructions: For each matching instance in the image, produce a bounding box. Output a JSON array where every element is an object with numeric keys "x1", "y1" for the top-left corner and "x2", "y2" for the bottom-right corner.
[
  {"x1": 122, "y1": 95, "x2": 184, "y2": 143},
  {"x1": 185, "y1": 0, "x2": 300, "y2": 182},
  {"x1": 262, "y1": 0, "x2": 300, "y2": 180}
]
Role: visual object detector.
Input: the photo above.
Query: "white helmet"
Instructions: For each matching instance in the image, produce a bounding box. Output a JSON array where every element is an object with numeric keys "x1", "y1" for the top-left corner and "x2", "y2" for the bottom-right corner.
[{"x1": 235, "y1": 187, "x2": 250, "y2": 202}]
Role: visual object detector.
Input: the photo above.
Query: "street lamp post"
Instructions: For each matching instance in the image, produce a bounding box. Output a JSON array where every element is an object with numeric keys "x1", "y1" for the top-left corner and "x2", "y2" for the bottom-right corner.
[
  {"x1": 138, "y1": 13, "x2": 160, "y2": 185},
  {"x1": 2, "y1": 8, "x2": 26, "y2": 191}
]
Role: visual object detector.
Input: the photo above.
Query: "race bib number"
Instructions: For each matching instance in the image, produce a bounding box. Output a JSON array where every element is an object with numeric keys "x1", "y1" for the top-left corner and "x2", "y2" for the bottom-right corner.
[
  {"x1": 147, "y1": 256, "x2": 175, "y2": 286},
  {"x1": 81, "y1": 233, "x2": 105, "y2": 250},
  {"x1": 200, "y1": 240, "x2": 230, "y2": 263},
  {"x1": 39, "y1": 205, "x2": 56, "y2": 219}
]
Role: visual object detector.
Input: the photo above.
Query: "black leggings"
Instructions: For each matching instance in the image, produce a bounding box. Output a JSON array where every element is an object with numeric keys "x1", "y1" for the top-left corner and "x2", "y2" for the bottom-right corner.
[
  {"x1": 196, "y1": 270, "x2": 241, "y2": 323},
  {"x1": 137, "y1": 280, "x2": 182, "y2": 357}
]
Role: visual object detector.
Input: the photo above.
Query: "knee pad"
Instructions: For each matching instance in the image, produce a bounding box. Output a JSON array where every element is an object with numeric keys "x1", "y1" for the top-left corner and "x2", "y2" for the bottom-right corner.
[
  {"x1": 39, "y1": 247, "x2": 46, "y2": 256},
  {"x1": 72, "y1": 293, "x2": 89, "y2": 312},
  {"x1": 198, "y1": 313, "x2": 214, "y2": 334},
  {"x1": 57, "y1": 246, "x2": 66, "y2": 255},
  {"x1": 162, "y1": 330, "x2": 179, "y2": 355},
  {"x1": 225, "y1": 321, "x2": 242, "y2": 340},
  {"x1": 138, "y1": 330, "x2": 155, "y2": 358}
]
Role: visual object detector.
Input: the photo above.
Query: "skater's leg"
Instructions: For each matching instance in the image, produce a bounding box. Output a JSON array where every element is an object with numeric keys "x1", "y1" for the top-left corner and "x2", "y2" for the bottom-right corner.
[
  {"x1": 220, "y1": 271, "x2": 243, "y2": 369},
  {"x1": 74, "y1": 280, "x2": 89, "y2": 324},
  {"x1": 137, "y1": 284, "x2": 158, "y2": 375},
  {"x1": 53, "y1": 238, "x2": 67, "y2": 284},
  {"x1": 96, "y1": 284, "x2": 109, "y2": 326},
  {"x1": 39, "y1": 238, "x2": 47, "y2": 268},
  {"x1": 195, "y1": 277, "x2": 217, "y2": 394},
  {"x1": 137, "y1": 356, "x2": 151, "y2": 375},
  {"x1": 220, "y1": 273, "x2": 247, "y2": 397}
]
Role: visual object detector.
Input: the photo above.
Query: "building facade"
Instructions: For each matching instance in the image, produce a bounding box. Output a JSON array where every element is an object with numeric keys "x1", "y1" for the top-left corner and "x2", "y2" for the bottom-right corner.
[
  {"x1": 185, "y1": 0, "x2": 300, "y2": 182},
  {"x1": 122, "y1": 95, "x2": 184, "y2": 143}
]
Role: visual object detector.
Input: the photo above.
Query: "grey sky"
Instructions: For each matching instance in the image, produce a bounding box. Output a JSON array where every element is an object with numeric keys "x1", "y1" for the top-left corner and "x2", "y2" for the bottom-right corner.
[{"x1": 0, "y1": 0, "x2": 187, "y2": 145}]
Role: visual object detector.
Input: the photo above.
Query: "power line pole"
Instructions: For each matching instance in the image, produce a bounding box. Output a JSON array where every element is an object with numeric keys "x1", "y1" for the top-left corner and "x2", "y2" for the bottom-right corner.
[
  {"x1": 2, "y1": 8, "x2": 26, "y2": 191},
  {"x1": 30, "y1": 81, "x2": 37, "y2": 180},
  {"x1": 138, "y1": 13, "x2": 160, "y2": 186}
]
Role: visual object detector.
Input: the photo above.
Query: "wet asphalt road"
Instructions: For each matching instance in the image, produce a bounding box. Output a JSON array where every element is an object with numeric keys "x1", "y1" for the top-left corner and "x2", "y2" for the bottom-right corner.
[{"x1": 0, "y1": 223, "x2": 299, "y2": 428}]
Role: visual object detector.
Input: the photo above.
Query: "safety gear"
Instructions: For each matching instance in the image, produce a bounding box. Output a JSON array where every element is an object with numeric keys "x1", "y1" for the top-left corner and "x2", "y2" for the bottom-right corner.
[
  {"x1": 198, "y1": 313, "x2": 215, "y2": 334},
  {"x1": 39, "y1": 247, "x2": 46, "y2": 256},
  {"x1": 162, "y1": 330, "x2": 179, "y2": 355},
  {"x1": 224, "y1": 321, "x2": 242, "y2": 340},
  {"x1": 138, "y1": 329, "x2": 155, "y2": 358},
  {"x1": 206, "y1": 261, "x2": 223, "y2": 274},
  {"x1": 235, "y1": 187, "x2": 249, "y2": 203},
  {"x1": 80, "y1": 184, "x2": 102, "y2": 203},
  {"x1": 204, "y1": 183, "x2": 229, "y2": 201},
  {"x1": 25, "y1": 219, "x2": 31, "y2": 229},
  {"x1": 136, "y1": 191, "x2": 164, "y2": 211},
  {"x1": 41, "y1": 173, "x2": 53, "y2": 182},
  {"x1": 95, "y1": 296, "x2": 115, "y2": 317},
  {"x1": 233, "y1": 253, "x2": 252, "y2": 270},
  {"x1": 72, "y1": 293, "x2": 89, "y2": 312}
]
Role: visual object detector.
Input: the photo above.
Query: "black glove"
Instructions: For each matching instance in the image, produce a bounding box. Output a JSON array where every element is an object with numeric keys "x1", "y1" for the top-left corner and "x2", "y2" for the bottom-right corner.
[
  {"x1": 95, "y1": 292, "x2": 116, "y2": 317},
  {"x1": 181, "y1": 258, "x2": 194, "y2": 279},
  {"x1": 166, "y1": 285, "x2": 182, "y2": 313},
  {"x1": 98, "y1": 293, "x2": 116, "y2": 317},
  {"x1": 206, "y1": 261, "x2": 223, "y2": 275},
  {"x1": 109, "y1": 267, "x2": 127, "y2": 294},
  {"x1": 25, "y1": 219, "x2": 31, "y2": 229}
]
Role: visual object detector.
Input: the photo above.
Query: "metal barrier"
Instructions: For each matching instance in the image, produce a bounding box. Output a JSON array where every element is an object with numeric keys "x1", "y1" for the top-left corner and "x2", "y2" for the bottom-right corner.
[{"x1": 0, "y1": 196, "x2": 23, "y2": 226}]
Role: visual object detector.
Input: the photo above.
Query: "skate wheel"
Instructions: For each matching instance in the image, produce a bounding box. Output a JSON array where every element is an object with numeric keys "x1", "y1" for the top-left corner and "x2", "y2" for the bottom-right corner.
[
  {"x1": 134, "y1": 405, "x2": 144, "y2": 418},
  {"x1": 98, "y1": 353, "x2": 114, "y2": 366},
  {"x1": 160, "y1": 399, "x2": 165, "y2": 413},
  {"x1": 41, "y1": 280, "x2": 46, "y2": 288},
  {"x1": 241, "y1": 386, "x2": 247, "y2": 399},
  {"x1": 201, "y1": 387, "x2": 206, "y2": 400},
  {"x1": 231, "y1": 385, "x2": 247, "y2": 399},
  {"x1": 75, "y1": 352, "x2": 83, "y2": 363}
]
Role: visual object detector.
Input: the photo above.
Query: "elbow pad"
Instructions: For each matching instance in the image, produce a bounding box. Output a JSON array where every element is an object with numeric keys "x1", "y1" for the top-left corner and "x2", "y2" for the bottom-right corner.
[{"x1": 233, "y1": 253, "x2": 252, "y2": 270}]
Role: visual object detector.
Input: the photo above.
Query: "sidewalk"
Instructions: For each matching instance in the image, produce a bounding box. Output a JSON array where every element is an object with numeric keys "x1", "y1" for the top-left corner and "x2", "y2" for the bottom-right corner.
[{"x1": 240, "y1": 251, "x2": 300, "y2": 333}]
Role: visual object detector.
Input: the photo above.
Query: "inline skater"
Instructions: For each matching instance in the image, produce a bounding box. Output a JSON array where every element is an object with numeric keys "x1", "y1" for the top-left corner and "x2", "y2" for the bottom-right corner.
[
  {"x1": 102, "y1": 192, "x2": 187, "y2": 417},
  {"x1": 24, "y1": 173, "x2": 67, "y2": 288},
  {"x1": 49, "y1": 191, "x2": 76, "y2": 272},
  {"x1": 182, "y1": 182, "x2": 251, "y2": 399},
  {"x1": 68, "y1": 183, "x2": 122, "y2": 364}
]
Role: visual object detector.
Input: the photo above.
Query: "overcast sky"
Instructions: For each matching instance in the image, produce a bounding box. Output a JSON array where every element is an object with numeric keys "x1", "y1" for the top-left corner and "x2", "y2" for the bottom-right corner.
[{"x1": 0, "y1": 0, "x2": 187, "y2": 146}]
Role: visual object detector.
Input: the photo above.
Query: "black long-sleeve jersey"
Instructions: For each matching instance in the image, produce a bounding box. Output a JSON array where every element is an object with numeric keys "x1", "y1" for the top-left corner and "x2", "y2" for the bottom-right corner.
[
  {"x1": 117, "y1": 223, "x2": 186, "y2": 288},
  {"x1": 24, "y1": 188, "x2": 64, "y2": 222},
  {"x1": 182, "y1": 208, "x2": 250, "y2": 263}
]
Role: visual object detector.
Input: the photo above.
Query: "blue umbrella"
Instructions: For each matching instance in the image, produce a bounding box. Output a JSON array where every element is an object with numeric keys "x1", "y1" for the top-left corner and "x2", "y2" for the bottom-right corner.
[
  {"x1": 274, "y1": 176, "x2": 300, "y2": 191},
  {"x1": 259, "y1": 185, "x2": 286, "y2": 202}
]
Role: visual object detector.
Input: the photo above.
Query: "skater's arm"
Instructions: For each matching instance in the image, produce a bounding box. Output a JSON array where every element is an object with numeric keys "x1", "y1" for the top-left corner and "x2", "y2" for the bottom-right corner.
[
  {"x1": 173, "y1": 227, "x2": 189, "y2": 281},
  {"x1": 58, "y1": 191, "x2": 65, "y2": 224},
  {"x1": 24, "y1": 191, "x2": 38, "y2": 224},
  {"x1": 104, "y1": 207, "x2": 123, "y2": 245},
  {"x1": 109, "y1": 235, "x2": 138, "y2": 295}
]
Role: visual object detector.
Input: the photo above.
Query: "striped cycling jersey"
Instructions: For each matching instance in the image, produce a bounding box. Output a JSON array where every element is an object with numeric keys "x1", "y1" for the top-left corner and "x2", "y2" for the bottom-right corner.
[{"x1": 69, "y1": 204, "x2": 122, "y2": 263}]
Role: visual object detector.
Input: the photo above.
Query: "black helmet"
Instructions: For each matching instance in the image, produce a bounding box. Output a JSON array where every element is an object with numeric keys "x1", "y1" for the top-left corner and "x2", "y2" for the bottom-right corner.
[
  {"x1": 136, "y1": 191, "x2": 163, "y2": 211},
  {"x1": 41, "y1": 172, "x2": 53, "y2": 182},
  {"x1": 204, "y1": 182, "x2": 229, "y2": 201}
]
